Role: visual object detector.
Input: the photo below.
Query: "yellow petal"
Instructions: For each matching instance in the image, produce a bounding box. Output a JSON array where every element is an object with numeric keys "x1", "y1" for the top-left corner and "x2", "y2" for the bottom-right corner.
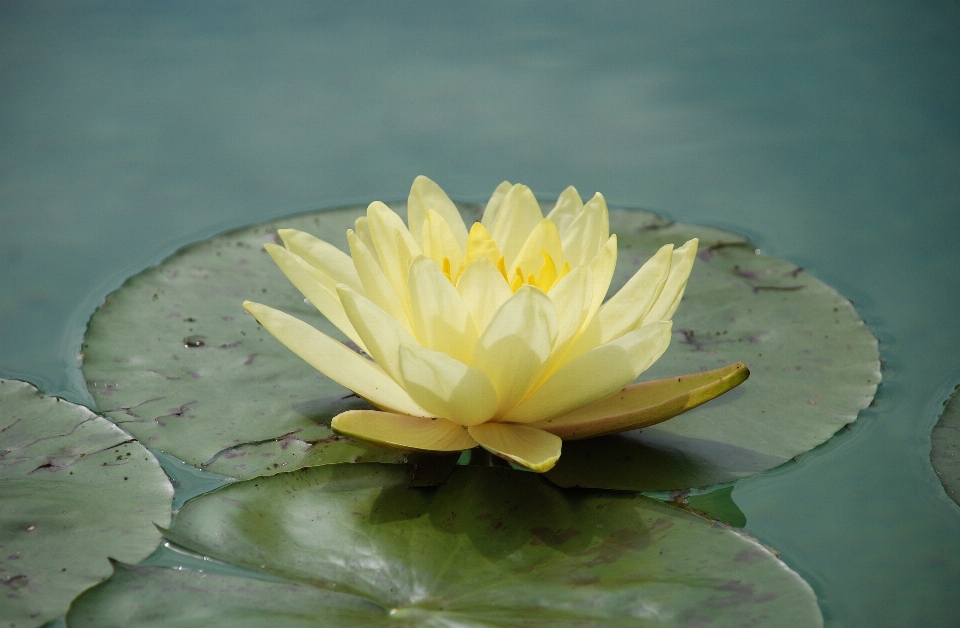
[
  {"x1": 511, "y1": 219, "x2": 563, "y2": 280},
  {"x1": 473, "y1": 286, "x2": 558, "y2": 416},
  {"x1": 353, "y1": 216, "x2": 377, "y2": 259},
  {"x1": 505, "y1": 321, "x2": 673, "y2": 423},
  {"x1": 644, "y1": 238, "x2": 699, "y2": 324},
  {"x1": 368, "y1": 201, "x2": 419, "y2": 255},
  {"x1": 484, "y1": 184, "x2": 543, "y2": 268},
  {"x1": 463, "y1": 222, "x2": 503, "y2": 269},
  {"x1": 332, "y1": 410, "x2": 477, "y2": 452},
  {"x1": 347, "y1": 230, "x2": 413, "y2": 334},
  {"x1": 531, "y1": 362, "x2": 750, "y2": 440},
  {"x1": 276, "y1": 229, "x2": 363, "y2": 293},
  {"x1": 242, "y1": 301, "x2": 428, "y2": 417},
  {"x1": 263, "y1": 244, "x2": 367, "y2": 352},
  {"x1": 544, "y1": 185, "x2": 584, "y2": 235},
  {"x1": 547, "y1": 265, "x2": 592, "y2": 350},
  {"x1": 397, "y1": 343, "x2": 498, "y2": 426},
  {"x1": 407, "y1": 175, "x2": 469, "y2": 250},
  {"x1": 366, "y1": 201, "x2": 420, "y2": 305},
  {"x1": 558, "y1": 239, "x2": 663, "y2": 367},
  {"x1": 591, "y1": 192, "x2": 610, "y2": 246},
  {"x1": 586, "y1": 235, "x2": 618, "y2": 320},
  {"x1": 394, "y1": 228, "x2": 417, "y2": 297},
  {"x1": 480, "y1": 180, "x2": 512, "y2": 228},
  {"x1": 594, "y1": 243, "x2": 673, "y2": 343},
  {"x1": 467, "y1": 423, "x2": 561, "y2": 473},
  {"x1": 407, "y1": 255, "x2": 477, "y2": 363},
  {"x1": 560, "y1": 194, "x2": 605, "y2": 267},
  {"x1": 543, "y1": 243, "x2": 615, "y2": 373},
  {"x1": 337, "y1": 285, "x2": 418, "y2": 384},
  {"x1": 530, "y1": 266, "x2": 592, "y2": 388},
  {"x1": 555, "y1": 235, "x2": 620, "y2": 371},
  {"x1": 456, "y1": 257, "x2": 513, "y2": 334},
  {"x1": 421, "y1": 209, "x2": 464, "y2": 275}
]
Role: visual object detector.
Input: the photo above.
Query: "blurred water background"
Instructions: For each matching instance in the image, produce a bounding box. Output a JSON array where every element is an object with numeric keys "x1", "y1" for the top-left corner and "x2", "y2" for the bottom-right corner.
[{"x1": 2, "y1": 2, "x2": 960, "y2": 626}]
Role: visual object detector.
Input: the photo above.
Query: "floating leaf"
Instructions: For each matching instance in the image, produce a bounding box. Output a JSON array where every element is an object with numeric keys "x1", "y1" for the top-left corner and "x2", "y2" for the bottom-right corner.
[
  {"x1": 0, "y1": 379, "x2": 172, "y2": 628},
  {"x1": 70, "y1": 464, "x2": 822, "y2": 627},
  {"x1": 82, "y1": 203, "x2": 878, "y2": 488},
  {"x1": 81, "y1": 204, "x2": 437, "y2": 474},
  {"x1": 201, "y1": 428, "x2": 405, "y2": 480},
  {"x1": 67, "y1": 563, "x2": 381, "y2": 628},
  {"x1": 404, "y1": 451, "x2": 462, "y2": 487},
  {"x1": 931, "y1": 384, "x2": 960, "y2": 506},
  {"x1": 679, "y1": 486, "x2": 747, "y2": 528},
  {"x1": 546, "y1": 212, "x2": 880, "y2": 490}
]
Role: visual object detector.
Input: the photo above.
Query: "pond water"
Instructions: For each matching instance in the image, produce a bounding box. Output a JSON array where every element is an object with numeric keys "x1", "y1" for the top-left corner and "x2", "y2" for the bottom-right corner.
[{"x1": 2, "y1": 2, "x2": 959, "y2": 626}]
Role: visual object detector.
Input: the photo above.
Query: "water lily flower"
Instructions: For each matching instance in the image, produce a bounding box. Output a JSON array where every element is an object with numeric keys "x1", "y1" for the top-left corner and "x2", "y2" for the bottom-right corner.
[{"x1": 243, "y1": 176, "x2": 747, "y2": 473}]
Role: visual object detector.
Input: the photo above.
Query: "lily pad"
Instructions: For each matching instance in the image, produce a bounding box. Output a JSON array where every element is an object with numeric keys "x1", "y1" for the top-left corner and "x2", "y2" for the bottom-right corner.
[
  {"x1": 546, "y1": 211, "x2": 880, "y2": 490},
  {"x1": 67, "y1": 562, "x2": 382, "y2": 628},
  {"x1": 81, "y1": 204, "x2": 431, "y2": 473},
  {"x1": 0, "y1": 379, "x2": 172, "y2": 628},
  {"x1": 69, "y1": 464, "x2": 822, "y2": 627},
  {"x1": 679, "y1": 486, "x2": 747, "y2": 528},
  {"x1": 931, "y1": 383, "x2": 960, "y2": 506},
  {"x1": 82, "y1": 203, "x2": 879, "y2": 488}
]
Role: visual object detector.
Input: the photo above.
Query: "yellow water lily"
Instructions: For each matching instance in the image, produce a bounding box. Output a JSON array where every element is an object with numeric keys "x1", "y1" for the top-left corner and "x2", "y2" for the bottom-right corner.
[{"x1": 243, "y1": 176, "x2": 747, "y2": 473}]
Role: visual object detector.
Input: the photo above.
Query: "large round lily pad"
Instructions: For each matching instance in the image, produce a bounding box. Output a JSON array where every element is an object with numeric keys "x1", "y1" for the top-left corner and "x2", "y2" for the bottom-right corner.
[
  {"x1": 69, "y1": 464, "x2": 822, "y2": 627},
  {"x1": 547, "y1": 211, "x2": 880, "y2": 490},
  {"x1": 82, "y1": 202, "x2": 879, "y2": 488},
  {"x1": 81, "y1": 204, "x2": 426, "y2": 475},
  {"x1": 0, "y1": 379, "x2": 172, "y2": 628},
  {"x1": 931, "y1": 383, "x2": 960, "y2": 506}
]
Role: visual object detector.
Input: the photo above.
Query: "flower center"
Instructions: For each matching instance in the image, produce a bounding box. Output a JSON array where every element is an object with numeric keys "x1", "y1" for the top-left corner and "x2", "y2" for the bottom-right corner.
[{"x1": 438, "y1": 249, "x2": 571, "y2": 293}]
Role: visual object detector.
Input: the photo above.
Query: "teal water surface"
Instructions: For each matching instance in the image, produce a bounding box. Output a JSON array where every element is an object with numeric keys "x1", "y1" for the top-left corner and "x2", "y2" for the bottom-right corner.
[{"x1": 2, "y1": 2, "x2": 959, "y2": 626}]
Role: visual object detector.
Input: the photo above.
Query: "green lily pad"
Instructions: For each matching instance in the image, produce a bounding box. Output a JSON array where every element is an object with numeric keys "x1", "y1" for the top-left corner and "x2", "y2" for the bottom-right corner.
[
  {"x1": 201, "y1": 425, "x2": 405, "y2": 480},
  {"x1": 67, "y1": 562, "x2": 382, "y2": 628},
  {"x1": 69, "y1": 464, "x2": 822, "y2": 627},
  {"x1": 82, "y1": 203, "x2": 879, "y2": 488},
  {"x1": 546, "y1": 211, "x2": 880, "y2": 490},
  {"x1": 0, "y1": 379, "x2": 172, "y2": 628},
  {"x1": 81, "y1": 204, "x2": 431, "y2": 474},
  {"x1": 678, "y1": 486, "x2": 747, "y2": 528},
  {"x1": 931, "y1": 383, "x2": 960, "y2": 506}
]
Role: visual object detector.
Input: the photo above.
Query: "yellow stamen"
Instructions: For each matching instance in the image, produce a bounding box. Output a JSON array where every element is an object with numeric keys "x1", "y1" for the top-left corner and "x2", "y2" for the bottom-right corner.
[
  {"x1": 510, "y1": 270, "x2": 524, "y2": 292},
  {"x1": 538, "y1": 250, "x2": 558, "y2": 291},
  {"x1": 442, "y1": 256, "x2": 452, "y2": 281},
  {"x1": 497, "y1": 255, "x2": 508, "y2": 282}
]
